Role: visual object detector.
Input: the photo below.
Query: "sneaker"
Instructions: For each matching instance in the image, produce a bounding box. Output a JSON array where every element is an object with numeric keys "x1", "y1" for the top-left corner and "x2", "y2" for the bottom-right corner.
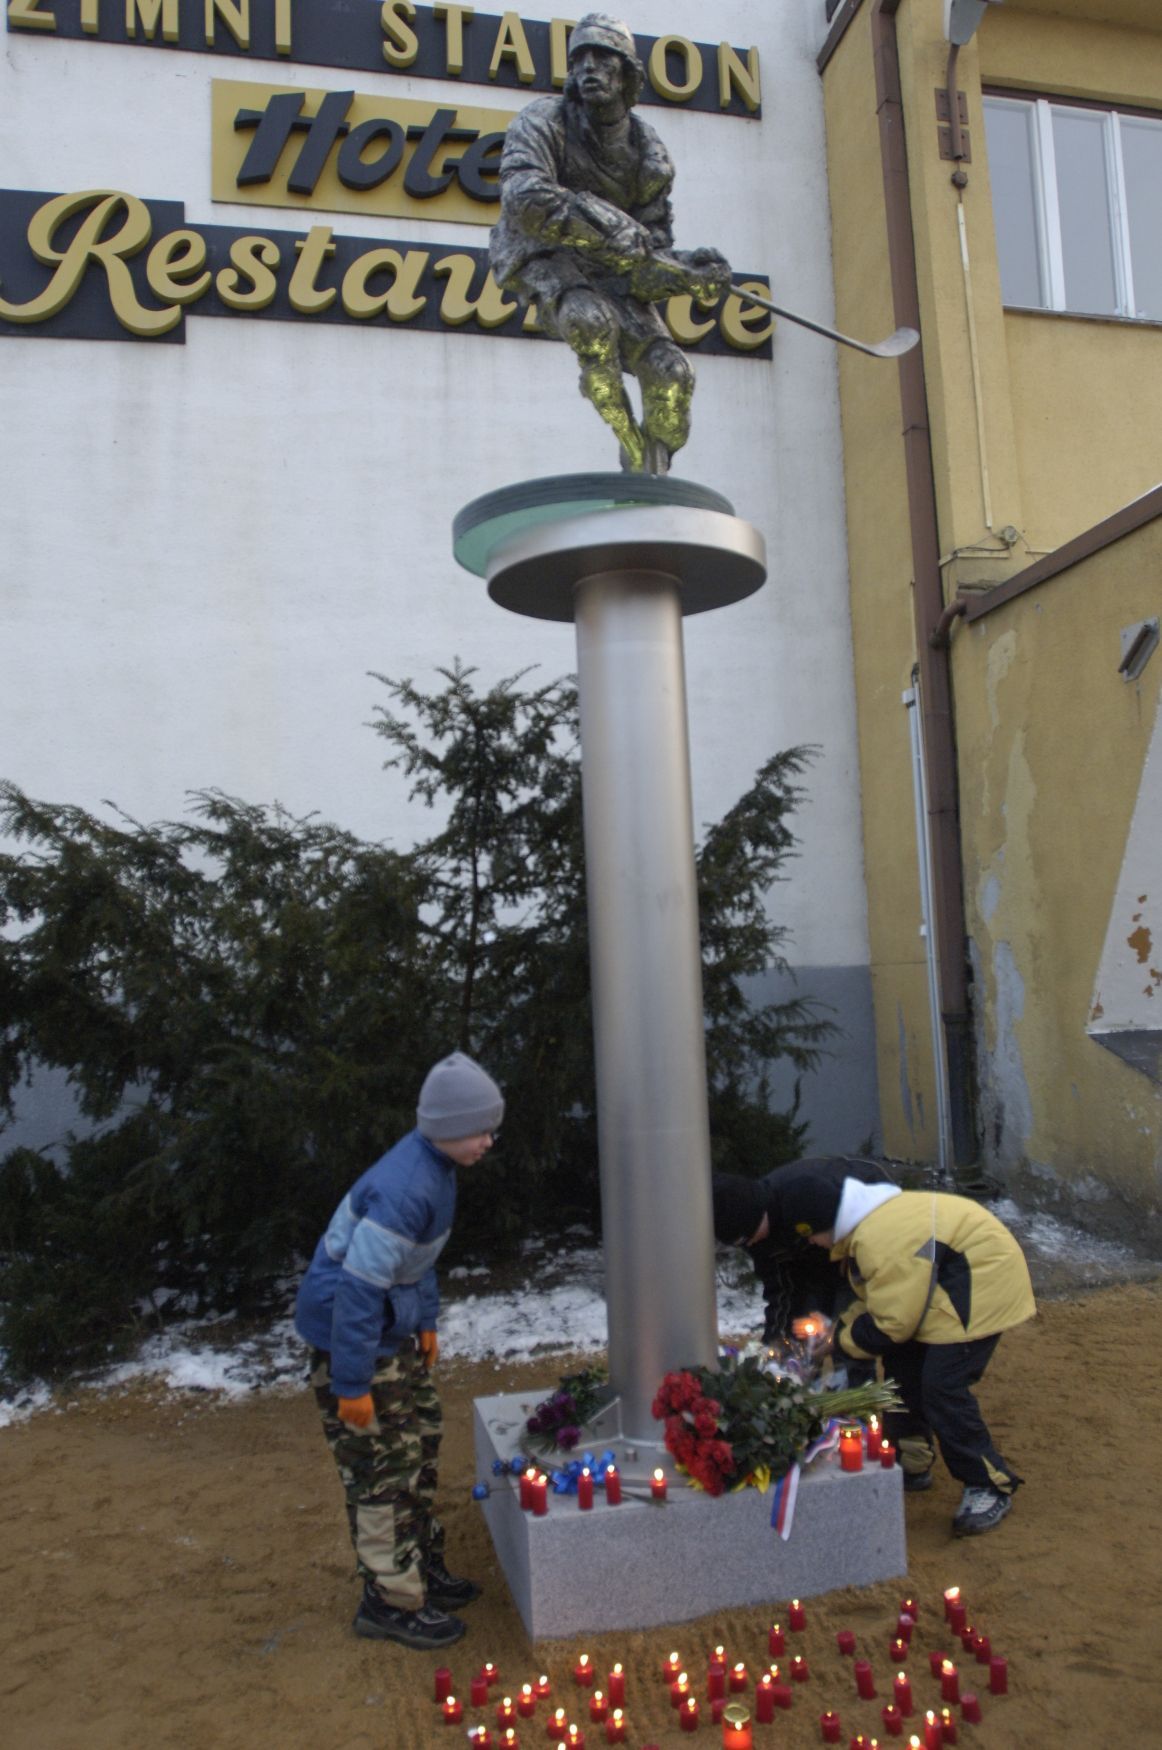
[
  {"x1": 353, "y1": 1587, "x2": 466, "y2": 1648},
  {"x1": 953, "y1": 1485, "x2": 1013, "y2": 1537},
  {"x1": 902, "y1": 1469, "x2": 934, "y2": 1494},
  {"x1": 425, "y1": 1554, "x2": 483, "y2": 1608}
]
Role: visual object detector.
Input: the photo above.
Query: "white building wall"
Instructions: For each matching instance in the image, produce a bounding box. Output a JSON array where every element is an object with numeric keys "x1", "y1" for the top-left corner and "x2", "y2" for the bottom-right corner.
[{"x1": 0, "y1": 1, "x2": 879, "y2": 1147}]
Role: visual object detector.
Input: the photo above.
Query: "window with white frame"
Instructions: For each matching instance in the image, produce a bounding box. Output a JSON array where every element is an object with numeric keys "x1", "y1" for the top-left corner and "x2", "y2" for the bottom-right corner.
[{"x1": 983, "y1": 94, "x2": 1162, "y2": 322}]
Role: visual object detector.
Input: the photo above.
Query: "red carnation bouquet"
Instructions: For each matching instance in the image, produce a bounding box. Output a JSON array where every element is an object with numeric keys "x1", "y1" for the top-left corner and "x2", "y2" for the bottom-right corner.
[{"x1": 651, "y1": 1370, "x2": 737, "y2": 1495}]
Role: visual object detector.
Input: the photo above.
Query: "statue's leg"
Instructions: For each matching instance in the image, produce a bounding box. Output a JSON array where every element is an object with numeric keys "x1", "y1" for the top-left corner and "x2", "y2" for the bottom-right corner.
[
  {"x1": 555, "y1": 290, "x2": 646, "y2": 471},
  {"x1": 636, "y1": 339, "x2": 695, "y2": 474}
]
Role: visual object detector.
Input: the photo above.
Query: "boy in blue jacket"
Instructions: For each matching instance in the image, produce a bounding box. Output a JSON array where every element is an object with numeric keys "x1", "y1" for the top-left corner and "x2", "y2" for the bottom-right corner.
[{"x1": 295, "y1": 1051, "x2": 504, "y2": 1650}]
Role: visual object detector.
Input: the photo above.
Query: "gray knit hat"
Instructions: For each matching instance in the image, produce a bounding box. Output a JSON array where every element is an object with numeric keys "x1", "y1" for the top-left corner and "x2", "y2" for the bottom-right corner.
[{"x1": 417, "y1": 1052, "x2": 504, "y2": 1141}]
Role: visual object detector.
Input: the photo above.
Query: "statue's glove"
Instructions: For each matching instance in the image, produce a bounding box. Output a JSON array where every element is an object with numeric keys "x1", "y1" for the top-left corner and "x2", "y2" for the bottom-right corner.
[
  {"x1": 337, "y1": 1393, "x2": 375, "y2": 1429},
  {"x1": 675, "y1": 246, "x2": 734, "y2": 302},
  {"x1": 630, "y1": 248, "x2": 734, "y2": 305}
]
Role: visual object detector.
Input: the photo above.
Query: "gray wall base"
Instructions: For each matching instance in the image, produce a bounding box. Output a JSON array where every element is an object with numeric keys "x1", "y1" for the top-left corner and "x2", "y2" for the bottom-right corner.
[{"x1": 474, "y1": 1391, "x2": 907, "y2": 1642}]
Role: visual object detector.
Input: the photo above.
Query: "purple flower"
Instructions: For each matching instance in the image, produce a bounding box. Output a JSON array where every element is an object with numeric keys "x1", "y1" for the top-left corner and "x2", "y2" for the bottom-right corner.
[{"x1": 557, "y1": 1426, "x2": 581, "y2": 1450}]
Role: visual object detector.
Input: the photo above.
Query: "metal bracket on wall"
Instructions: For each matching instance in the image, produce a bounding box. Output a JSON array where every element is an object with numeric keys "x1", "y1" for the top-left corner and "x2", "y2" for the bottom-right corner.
[
  {"x1": 936, "y1": 89, "x2": 972, "y2": 161},
  {"x1": 1118, "y1": 619, "x2": 1160, "y2": 681}
]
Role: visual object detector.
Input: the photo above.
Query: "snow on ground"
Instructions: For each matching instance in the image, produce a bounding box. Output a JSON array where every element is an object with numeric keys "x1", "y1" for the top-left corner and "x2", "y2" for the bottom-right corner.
[{"x1": 1, "y1": 1207, "x2": 1155, "y2": 1429}]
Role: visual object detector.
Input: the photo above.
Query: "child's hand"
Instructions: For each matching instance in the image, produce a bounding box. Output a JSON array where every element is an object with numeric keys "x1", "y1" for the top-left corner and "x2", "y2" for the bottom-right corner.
[
  {"x1": 419, "y1": 1330, "x2": 439, "y2": 1369},
  {"x1": 337, "y1": 1393, "x2": 375, "y2": 1429}
]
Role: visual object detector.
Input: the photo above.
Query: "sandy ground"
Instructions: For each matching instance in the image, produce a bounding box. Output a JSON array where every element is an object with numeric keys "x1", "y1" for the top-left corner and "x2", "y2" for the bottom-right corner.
[{"x1": 2, "y1": 1279, "x2": 1161, "y2": 1750}]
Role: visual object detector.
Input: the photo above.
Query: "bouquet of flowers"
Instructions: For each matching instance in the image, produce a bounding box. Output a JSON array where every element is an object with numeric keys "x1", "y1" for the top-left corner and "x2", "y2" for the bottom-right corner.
[
  {"x1": 652, "y1": 1351, "x2": 899, "y2": 1495},
  {"x1": 525, "y1": 1367, "x2": 608, "y2": 1454}
]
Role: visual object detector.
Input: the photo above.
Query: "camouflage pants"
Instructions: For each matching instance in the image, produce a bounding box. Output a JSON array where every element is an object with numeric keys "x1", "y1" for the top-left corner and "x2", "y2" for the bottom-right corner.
[{"x1": 310, "y1": 1341, "x2": 444, "y2": 1611}]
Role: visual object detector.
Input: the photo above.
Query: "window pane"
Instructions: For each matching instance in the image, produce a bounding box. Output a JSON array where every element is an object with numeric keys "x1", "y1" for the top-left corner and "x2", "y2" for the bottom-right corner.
[
  {"x1": 1052, "y1": 109, "x2": 1118, "y2": 315},
  {"x1": 1121, "y1": 117, "x2": 1162, "y2": 321},
  {"x1": 983, "y1": 99, "x2": 1045, "y2": 307}
]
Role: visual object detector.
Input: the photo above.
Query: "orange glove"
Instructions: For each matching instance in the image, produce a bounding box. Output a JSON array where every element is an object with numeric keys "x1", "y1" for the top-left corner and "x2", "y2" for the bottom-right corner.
[
  {"x1": 419, "y1": 1330, "x2": 439, "y2": 1369},
  {"x1": 337, "y1": 1393, "x2": 375, "y2": 1429}
]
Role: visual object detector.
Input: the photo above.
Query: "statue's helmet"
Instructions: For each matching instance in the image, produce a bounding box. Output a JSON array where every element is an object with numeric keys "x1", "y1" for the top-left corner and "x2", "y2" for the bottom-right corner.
[{"x1": 567, "y1": 14, "x2": 647, "y2": 103}]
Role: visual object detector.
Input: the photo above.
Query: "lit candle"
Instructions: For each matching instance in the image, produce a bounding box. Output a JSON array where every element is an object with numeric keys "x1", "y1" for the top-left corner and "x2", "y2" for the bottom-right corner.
[
  {"x1": 469, "y1": 1730, "x2": 493, "y2": 1750},
  {"x1": 960, "y1": 1693, "x2": 982, "y2": 1724},
  {"x1": 721, "y1": 1702, "x2": 754, "y2": 1750},
  {"x1": 988, "y1": 1656, "x2": 1008, "y2": 1695},
  {"x1": 663, "y1": 1652, "x2": 683, "y2": 1683},
  {"x1": 671, "y1": 1672, "x2": 692, "y2": 1708},
  {"x1": 443, "y1": 1696, "x2": 464, "y2": 1725},
  {"x1": 729, "y1": 1662, "x2": 748, "y2": 1692},
  {"x1": 577, "y1": 1467, "x2": 594, "y2": 1511},
  {"x1": 651, "y1": 1467, "x2": 668, "y2": 1501},
  {"x1": 679, "y1": 1696, "x2": 700, "y2": 1734},
  {"x1": 881, "y1": 1703, "x2": 903, "y2": 1736},
  {"x1": 472, "y1": 1674, "x2": 491, "y2": 1707},
  {"x1": 607, "y1": 1665, "x2": 624, "y2": 1706},
  {"x1": 520, "y1": 1466, "x2": 537, "y2": 1509},
  {"x1": 789, "y1": 1599, "x2": 808, "y2": 1631},
  {"x1": 546, "y1": 1708, "x2": 568, "y2": 1740},
  {"x1": 483, "y1": 1663, "x2": 501, "y2": 1688},
  {"x1": 865, "y1": 1415, "x2": 881, "y2": 1455},
  {"x1": 531, "y1": 1474, "x2": 549, "y2": 1516},
  {"x1": 893, "y1": 1671, "x2": 913, "y2": 1715},
  {"x1": 839, "y1": 1427, "x2": 864, "y2": 1472},
  {"x1": 754, "y1": 1676, "x2": 774, "y2": 1723},
  {"x1": 518, "y1": 1684, "x2": 537, "y2": 1718},
  {"x1": 435, "y1": 1667, "x2": 454, "y2": 1703},
  {"x1": 574, "y1": 1654, "x2": 594, "y2": 1688},
  {"x1": 900, "y1": 1595, "x2": 918, "y2": 1620},
  {"x1": 791, "y1": 1656, "x2": 810, "y2": 1683},
  {"x1": 939, "y1": 1706, "x2": 958, "y2": 1744},
  {"x1": 536, "y1": 1676, "x2": 552, "y2": 1701},
  {"x1": 945, "y1": 1593, "x2": 967, "y2": 1635},
  {"x1": 836, "y1": 1630, "x2": 857, "y2": 1656},
  {"x1": 942, "y1": 1587, "x2": 962, "y2": 1624},
  {"x1": 896, "y1": 1614, "x2": 915, "y2": 1642},
  {"x1": 497, "y1": 1696, "x2": 517, "y2": 1728},
  {"x1": 564, "y1": 1725, "x2": 585, "y2": 1750},
  {"x1": 927, "y1": 1651, "x2": 946, "y2": 1680},
  {"x1": 889, "y1": 1639, "x2": 908, "y2": 1663},
  {"x1": 588, "y1": 1691, "x2": 607, "y2": 1724},
  {"x1": 923, "y1": 1713, "x2": 943, "y2": 1750},
  {"x1": 881, "y1": 1442, "x2": 897, "y2": 1468},
  {"x1": 709, "y1": 1646, "x2": 727, "y2": 1674},
  {"x1": 820, "y1": 1711, "x2": 842, "y2": 1743},
  {"x1": 854, "y1": 1660, "x2": 876, "y2": 1699},
  {"x1": 973, "y1": 1635, "x2": 991, "y2": 1666},
  {"x1": 604, "y1": 1709, "x2": 626, "y2": 1745},
  {"x1": 501, "y1": 1731, "x2": 520, "y2": 1750},
  {"x1": 958, "y1": 1627, "x2": 976, "y2": 1653},
  {"x1": 603, "y1": 1463, "x2": 622, "y2": 1506},
  {"x1": 939, "y1": 1662, "x2": 959, "y2": 1705},
  {"x1": 769, "y1": 1623, "x2": 785, "y2": 1656}
]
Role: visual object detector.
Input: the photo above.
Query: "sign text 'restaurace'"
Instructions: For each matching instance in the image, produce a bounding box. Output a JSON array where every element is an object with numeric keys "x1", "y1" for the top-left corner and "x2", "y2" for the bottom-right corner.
[{"x1": 6, "y1": 1, "x2": 762, "y2": 119}]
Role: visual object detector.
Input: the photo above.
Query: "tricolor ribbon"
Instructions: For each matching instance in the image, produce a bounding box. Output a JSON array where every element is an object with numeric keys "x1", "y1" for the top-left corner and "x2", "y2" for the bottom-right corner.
[{"x1": 769, "y1": 1420, "x2": 842, "y2": 1541}]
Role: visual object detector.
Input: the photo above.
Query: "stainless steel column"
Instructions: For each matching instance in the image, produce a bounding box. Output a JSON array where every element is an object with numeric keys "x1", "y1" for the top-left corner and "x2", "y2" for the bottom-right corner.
[{"x1": 574, "y1": 568, "x2": 717, "y2": 1440}]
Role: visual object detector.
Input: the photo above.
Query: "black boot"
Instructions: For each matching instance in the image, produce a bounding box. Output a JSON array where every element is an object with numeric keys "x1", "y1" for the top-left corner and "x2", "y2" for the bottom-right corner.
[
  {"x1": 425, "y1": 1553, "x2": 482, "y2": 1608},
  {"x1": 353, "y1": 1583, "x2": 466, "y2": 1648}
]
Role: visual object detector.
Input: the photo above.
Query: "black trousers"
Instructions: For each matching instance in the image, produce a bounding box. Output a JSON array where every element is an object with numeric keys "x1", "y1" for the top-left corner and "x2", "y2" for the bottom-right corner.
[{"x1": 883, "y1": 1334, "x2": 1021, "y2": 1494}]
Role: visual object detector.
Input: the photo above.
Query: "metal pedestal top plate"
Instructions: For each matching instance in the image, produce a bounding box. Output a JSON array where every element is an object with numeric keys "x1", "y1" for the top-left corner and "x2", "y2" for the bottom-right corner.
[{"x1": 453, "y1": 473, "x2": 767, "y2": 622}]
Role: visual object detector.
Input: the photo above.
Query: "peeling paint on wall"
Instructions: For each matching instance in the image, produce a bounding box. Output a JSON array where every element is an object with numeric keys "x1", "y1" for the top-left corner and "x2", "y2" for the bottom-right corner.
[
  {"x1": 897, "y1": 1002, "x2": 914, "y2": 1135},
  {"x1": 989, "y1": 940, "x2": 1035, "y2": 1167}
]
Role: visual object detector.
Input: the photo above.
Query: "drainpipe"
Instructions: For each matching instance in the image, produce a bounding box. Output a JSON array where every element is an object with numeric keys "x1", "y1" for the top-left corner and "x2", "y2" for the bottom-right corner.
[{"x1": 871, "y1": 0, "x2": 977, "y2": 1168}]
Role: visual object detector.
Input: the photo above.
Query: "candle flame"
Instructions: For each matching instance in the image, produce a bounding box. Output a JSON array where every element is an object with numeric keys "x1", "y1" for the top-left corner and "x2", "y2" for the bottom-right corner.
[
  {"x1": 522, "y1": 1684, "x2": 532, "y2": 1696},
  {"x1": 654, "y1": 1468, "x2": 665, "y2": 1482},
  {"x1": 944, "y1": 1586, "x2": 960, "y2": 1602},
  {"x1": 668, "y1": 1651, "x2": 679, "y2": 1665},
  {"x1": 612, "y1": 1663, "x2": 622, "y2": 1676},
  {"x1": 579, "y1": 1655, "x2": 589, "y2": 1668},
  {"x1": 792, "y1": 1598, "x2": 800, "y2": 1607},
  {"x1": 733, "y1": 1662, "x2": 744, "y2": 1675},
  {"x1": 582, "y1": 1466, "x2": 590, "y2": 1477},
  {"x1": 942, "y1": 1660, "x2": 954, "y2": 1675}
]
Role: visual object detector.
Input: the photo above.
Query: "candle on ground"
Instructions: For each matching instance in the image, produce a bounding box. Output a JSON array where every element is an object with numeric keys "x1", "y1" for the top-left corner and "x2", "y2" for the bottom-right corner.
[
  {"x1": 889, "y1": 1639, "x2": 908, "y2": 1663},
  {"x1": 939, "y1": 1707, "x2": 958, "y2": 1744},
  {"x1": 435, "y1": 1667, "x2": 454, "y2": 1703},
  {"x1": 855, "y1": 1661, "x2": 876, "y2": 1699},
  {"x1": 603, "y1": 1464, "x2": 622, "y2": 1506},
  {"x1": 923, "y1": 1713, "x2": 943, "y2": 1750},
  {"x1": 472, "y1": 1674, "x2": 491, "y2": 1707},
  {"x1": 791, "y1": 1656, "x2": 810, "y2": 1684},
  {"x1": 711, "y1": 1698, "x2": 726, "y2": 1725},
  {"x1": 958, "y1": 1627, "x2": 975, "y2": 1653},
  {"x1": 588, "y1": 1691, "x2": 607, "y2": 1723},
  {"x1": 839, "y1": 1428, "x2": 864, "y2": 1472},
  {"x1": 707, "y1": 1669, "x2": 726, "y2": 1702},
  {"x1": 755, "y1": 1677, "x2": 774, "y2": 1723},
  {"x1": 820, "y1": 1711, "x2": 842, "y2": 1743},
  {"x1": 721, "y1": 1702, "x2": 753, "y2": 1750},
  {"x1": 973, "y1": 1636, "x2": 991, "y2": 1666},
  {"x1": 946, "y1": 1596, "x2": 967, "y2": 1635},
  {"x1": 900, "y1": 1596, "x2": 919, "y2": 1620},
  {"x1": 836, "y1": 1630, "x2": 857, "y2": 1656},
  {"x1": 501, "y1": 1728, "x2": 520, "y2": 1750},
  {"x1": 940, "y1": 1662, "x2": 959, "y2": 1705},
  {"x1": 469, "y1": 1730, "x2": 493, "y2": 1750},
  {"x1": 536, "y1": 1676, "x2": 552, "y2": 1701},
  {"x1": 988, "y1": 1656, "x2": 1008, "y2": 1695},
  {"x1": 517, "y1": 1686, "x2": 537, "y2": 1718},
  {"x1": 881, "y1": 1703, "x2": 903, "y2": 1736},
  {"x1": 574, "y1": 1655, "x2": 594, "y2": 1688},
  {"x1": 671, "y1": 1672, "x2": 692, "y2": 1708},
  {"x1": 896, "y1": 1614, "x2": 915, "y2": 1642},
  {"x1": 443, "y1": 1697, "x2": 464, "y2": 1725},
  {"x1": 546, "y1": 1709, "x2": 568, "y2": 1740},
  {"x1": 663, "y1": 1652, "x2": 683, "y2": 1683},
  {"x1": 483, "y1": 1662, "x2": 500, "y2": 1687},
  {"x1": 564, "y1": 1725, "x2": 585, "y2": 1750},
  {"x1": 709, "y1": 1646, "x2": 727, "y2": 1674},
  {"x1": 927, "y1": 1651, "x2": 946, "y2": 1679},
  {"x1": 789, "y1": 1599, "x2": 808, "y2": 1632},
  {"x1": 769, "y1": 1623, "x2": 785, "y2": 1656},
  {"x1": 607, "y1": 1665, "x2": 624, "y2": 1707},
  {"x1": 772, "y1": 1684, "x2": 794, "y2": 1711},
  {"x1": 960, "y1": 1694, "x2": 982, "y2": 1724},
  {"x1": 604, "y1": 1709, "x2": 626, "y2": 1745},
  {"x1": 893, "y1": 1671, "x2": 913, "y2": 1715},
  {"x1": 496, "y1": 1696, "x2": 517, "y2": 1727},
  {"x1": 729, "y1": 1662, "x2": 748, "y2": 1693},
  {"x1": 679, "y1": 1697, "x2": 700, "y2": 1734},
  {"x1": 651, "y1": 1468, "x2": 667, "y2": 1501}
]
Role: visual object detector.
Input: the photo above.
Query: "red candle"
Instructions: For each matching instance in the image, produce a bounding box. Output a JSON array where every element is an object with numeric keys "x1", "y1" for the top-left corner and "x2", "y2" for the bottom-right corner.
[
  {"x1": 772, "y1": 1684, "x2": 794, "y2": 1711},
  {"x1": 650, "y1": 1467, "x2": 667, "y2": 1501},
  {"x1": 576, "y1": 1467, "x2": 594, "y2": 1510},
  {"x1": 588, "y1": 1691, "x2": 607, "y2": 1723},
  {"x1": 707, "y1": 1669, "x2": 726, "y2": 1702},
  {"x1": 564, "y1": 1727, "x2": 584, "y2": 1750},
  {"x1": 939, "y1": 1706, "x2": 958, "y2": 1743},
  {"x1": 789, "y1": 1599, "x2": 807, "y2": 1631},
  {"x1": 472, "y1": 1674, "x2": 491, "y2": 1707},
  {"x1": 518, "y1": 1685, "x2": 537, "y2": 1718},
  {"x1": 960, "y1": 1693, "x2": 982, "y2": 1724},
  {"x1": 973, "y1": 1636, "x2": 991, "y2": 1666},
  {"x1": 836, "y1": 1630, "x2": 857, "y2": 1656},
  {"x1": 604, "y1": 1710, "x2": 626, "y2": 1745},
  {"x1": 889, "y1": 1638, "x2": 908, "y2": 1663},
  {"x1": 948, "y1": 1602, "x2": 967, "y2": 1635},
  {"x1": 501, "y1": 1731, "x2": 521, "y2": 1750},
  {"x1": 679, "y1": 1697, "x2": 700, "y2": 1734},
  {"x1": 896, "y1": 1614, "x2": 915, "y2": 1642},
  {"x1": 927, "y1": 1651, "x2": 946, "y2": 1679},
  {"x1": 546, "y1": 1709, "x2": 567, "y2": 1740},
  {"x1": 709, "y1": 1646, "x2": 727, "y2": 1673},
  {"x1": 603, "y1": 1464, "x2": 622, "y2": 1506},
  {"x1": 721, "y1": 1704, "x2": 753, "y2": 1750},
  {"x1": 893, "y1": 1671, "x2": 913, "y2": 1715},
  {"x1": 769, "y1": 1623, "x2": 785, "y2": 1656},
  {"x1": 839, "y1": 1427, "x2": 864, "y2": 1472},
  {"x1": 880, "y1": 1703, "x2": 903, "y2": 1736},
  {"x1": 443, "y1": 1697, "x2": 464, "y2": 1725},
  {"x1": 531, "y1": 1474, "x2": 549, "y2": 1516},
  {"x1": 881, "y1": 1443, "x2": 898, "y2": 1468},
  {"x1": 729, "y1": 1662, "x2": 748, "y2": 1693},
  {"x1": 923, "y1": 1713, "x2": 943, "y2": 1750},
  {"x1": 864, "y1": 1415, "x2": 881, "y2": 1454},
  {"x1": 663, "y1": 1652, "x2": 683, "y2": 1683},
  {"x1": 850, "y1": 1738, "x2": 874, "y2": 1750},
  {"x1": 607, "y1": 1665, "x2": 624, "y2": 1707},
  {"x1": 754, "y1": 1676, "x2": 774, "y2": 1723},
  {"x1": 959, "y1": 1626, "x2": 975, "y2": 1652},
  {"x1": 497, "y1": 1697, "x2": 517, "y2": 1728},
  {"x1": 574, "y1": 1656, "x2": 594, "y2": 1688},
  {"x1": 536, "y1": 1676, "x2": 552, "y2": 1701},
  {"x1": 791, "y1": 1656, "x2": 810, "y2": 1684},
  {"x1": 988, "y1": 1656, "x2": 1008, "y2": 1695},
  {"x1": 469, "y1": 1731, "x2": 493, "y2": 1750},
  {"x1": 854, "y1": 1661, "x2": 876, "y2": 1699},
  {"x1": 900, "y1": 1596, "x2": 919, "y2": 1620},
  {"x1": 940, "y1": 1662, "x2": 959, "y2": 1705},
  {"x1": 671, "y1": 1673, "x2": 692, "y2": 1708},
  {"x1": 821, "y1": 1711, "x2": 842, "y2": 1742},
  {"x1": 942, "y1": 1587, "x2": 960, "y2": 1621},
  {"x1": 483, "y1": 1663, "x2": 501, "y2": 1688},
  {"x1": 435, "y1": 1666, "x2": 454, "y2": 1703},
  {"x1": 520, "y1": 1467, "x2": 536, "y2": 1509}
]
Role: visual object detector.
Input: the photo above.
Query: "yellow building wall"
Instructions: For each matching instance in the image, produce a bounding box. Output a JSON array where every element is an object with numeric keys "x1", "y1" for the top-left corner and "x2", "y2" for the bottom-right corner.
[{"x1": 951, "y1": 524, "x2": 1162, "y2": 1210}]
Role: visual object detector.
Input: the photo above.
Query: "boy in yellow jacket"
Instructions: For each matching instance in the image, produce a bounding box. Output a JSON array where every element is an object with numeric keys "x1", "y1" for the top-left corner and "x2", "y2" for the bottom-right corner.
[{"x1": 766, "y1": 1163, "x2": 1035, "y2": 1537}]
